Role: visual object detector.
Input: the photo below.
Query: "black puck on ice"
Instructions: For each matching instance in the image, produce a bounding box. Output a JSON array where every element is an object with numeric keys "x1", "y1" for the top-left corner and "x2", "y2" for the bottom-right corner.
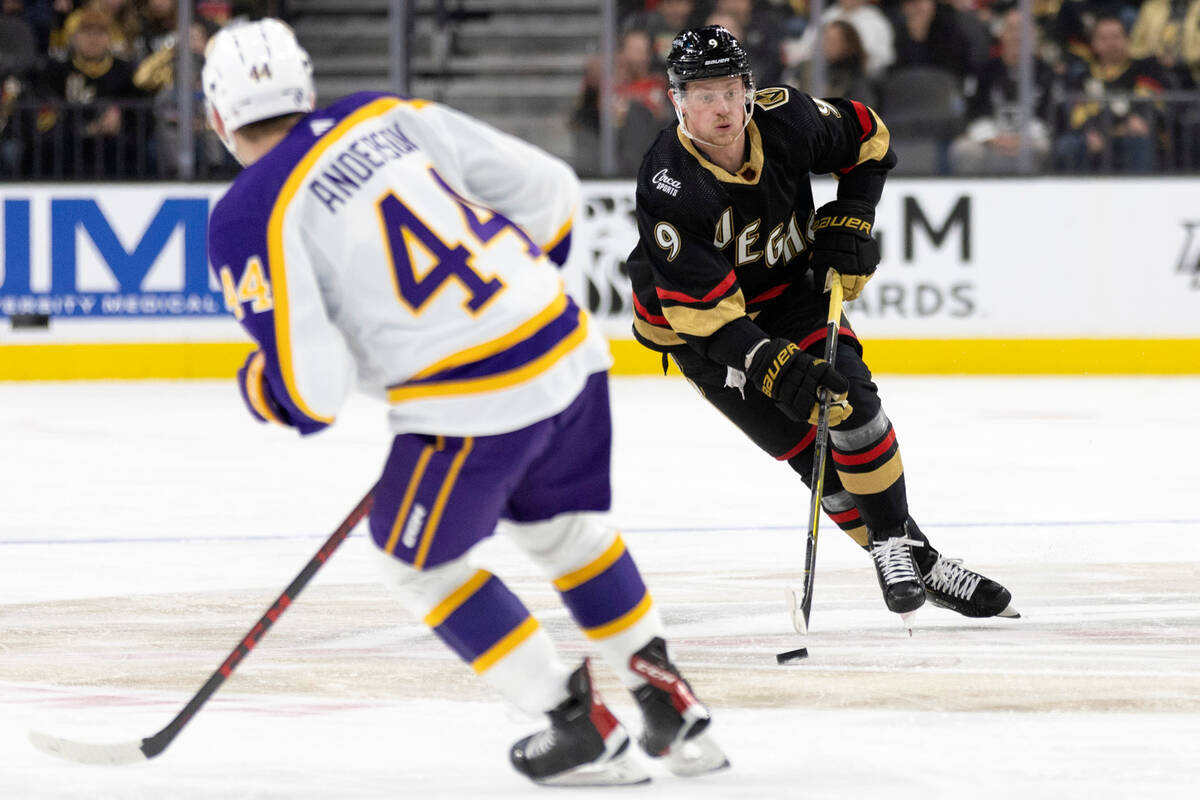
[{"x1": 776, "y1": 647, "x2": 808, "y2": 664}]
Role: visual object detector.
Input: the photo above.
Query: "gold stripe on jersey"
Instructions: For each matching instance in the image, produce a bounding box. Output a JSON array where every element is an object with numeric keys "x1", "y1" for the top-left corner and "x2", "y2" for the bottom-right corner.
[
  {"x1": 268, "y1": 96, "x2": 408, "y2": 424},
  {"x1": 676, "y1": 120, "x2": 764, "y2": 185},
  {"x1": 853, "y1": 108, "x2": 891, "y2": 168},
  {"x1": 542, "y1": 215, "x2": 574, "y2": 252},
  {"x1": 633, "y1": 316, "x2": 686, "y2": 347},
  {"x1": 410, "y1": 289, "x2": 569, "y2": 380},
  {"x1": 661, "y1": 289, "x2": 747, "y2": 337},
  {"x1": 387, "y1": 309, "x2": 589, "y2": 402}
]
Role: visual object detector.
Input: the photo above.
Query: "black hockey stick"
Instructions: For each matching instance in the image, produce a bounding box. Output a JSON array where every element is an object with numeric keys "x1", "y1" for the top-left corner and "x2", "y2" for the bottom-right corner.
[
  {"x1": 778, "y1": 273, "x2": 844, "y2": 664},
  {"x1": 29, "y1": 488, "x2": 376, "y2": 765}
]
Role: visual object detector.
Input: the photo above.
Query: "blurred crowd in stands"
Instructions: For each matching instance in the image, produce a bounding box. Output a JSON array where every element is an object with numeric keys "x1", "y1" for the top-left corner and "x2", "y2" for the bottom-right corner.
[
  {"x1": 0, "y1": 0, "x2": 272, "y2": 179},
  {"x1": 2, "y1": 1, "x2": 1199, "y2": 179},
  {"x1": 576, "y1": 0, "x2": 1200, "y2": 175}
]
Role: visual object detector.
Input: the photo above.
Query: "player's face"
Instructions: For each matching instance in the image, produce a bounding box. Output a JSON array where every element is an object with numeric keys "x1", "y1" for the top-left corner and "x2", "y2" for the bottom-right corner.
[{"x1": 676, "y1": 76, "x2": 747, "y2": 147}]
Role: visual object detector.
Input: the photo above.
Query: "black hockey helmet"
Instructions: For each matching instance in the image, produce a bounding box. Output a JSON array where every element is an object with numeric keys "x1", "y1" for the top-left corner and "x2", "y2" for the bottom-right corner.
[{"x1": 666, "y1": 25, "x2": 754, "y2": 92}]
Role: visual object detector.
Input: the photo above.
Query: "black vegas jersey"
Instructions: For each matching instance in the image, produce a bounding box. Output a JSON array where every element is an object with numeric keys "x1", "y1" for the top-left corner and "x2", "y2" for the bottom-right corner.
[{"x1": 627, "y1": 86, "x2": 895, "y2": 361}]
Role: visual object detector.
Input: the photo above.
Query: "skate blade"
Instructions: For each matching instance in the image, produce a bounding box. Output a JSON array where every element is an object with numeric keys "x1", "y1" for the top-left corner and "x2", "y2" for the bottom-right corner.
[
  {"x1": 786, "y1": 587, "x2": 808, "y2": 635},
  {"x1": 899, "y1": 609, "x2": 919, "y2": 635},
  {"x1": 535, "y1": 748, "x2": 651, "y2": 787},
  {"x1": 996, "y1": 604, "x2": 1021, "y2": 619},
  {"x1": 663, "y1": 730, "x2": 730, "y2": 778}
]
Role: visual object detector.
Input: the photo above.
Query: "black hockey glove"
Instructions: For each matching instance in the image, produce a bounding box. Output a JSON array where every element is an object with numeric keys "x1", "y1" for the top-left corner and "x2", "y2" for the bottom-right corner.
[
  {"x1": 809, "y1": 200, "x2": 880, "y2": 301},
  {"x1": 745, "y1": 338, "x2": 852, "y2": 425}
]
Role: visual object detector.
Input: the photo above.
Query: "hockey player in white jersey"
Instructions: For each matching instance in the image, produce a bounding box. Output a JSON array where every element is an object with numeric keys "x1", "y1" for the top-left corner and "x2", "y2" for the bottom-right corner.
[{"x1": 202, "y1": 18, "x2": 727, "y2": 786}]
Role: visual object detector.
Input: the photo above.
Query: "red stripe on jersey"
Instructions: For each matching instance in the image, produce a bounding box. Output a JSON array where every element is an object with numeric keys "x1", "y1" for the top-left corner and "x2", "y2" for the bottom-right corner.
[
  {"x1": 850, "y1": 100, "x2": 873, "y2": 140},
  {"x1": 797, "y1": 325, "x2": 856, "y2": 352},
  {"x1": 655, "y1": 269, "x2": 737, "y2": 304},
  {"x1": 748, "y1": 283, "x2": 790, "y2": 304},
  {"x1": 632, "y1": 291, "x2": 669, "y2": 326},
  {"x1": 776, "y1": 426, "x2": 817, "y2": 460},
  {"x1": 833, "y1": 428, "x2": 897, "y2": 466},
  {"x1": 829, "y1": 508, "x2": 861, "y2": 524}
]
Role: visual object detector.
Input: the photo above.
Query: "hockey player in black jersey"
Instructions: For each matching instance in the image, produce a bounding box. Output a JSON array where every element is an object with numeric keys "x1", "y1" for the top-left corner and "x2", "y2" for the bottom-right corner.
[{"x1": 626, "y1": 25, "x2": 1018, "y2": 624}]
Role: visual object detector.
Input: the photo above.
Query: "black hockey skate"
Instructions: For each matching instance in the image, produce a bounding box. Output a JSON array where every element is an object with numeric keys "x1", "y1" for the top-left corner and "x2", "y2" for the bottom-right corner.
[
  {"x1": 903, "y1": 520, "x2": 1020, "y2": 619},
  {"x1": 510, "y1": 660, "x2": 649, "y2": 786},
  {"x1": 869, "y1": 523, "x2": 926, "y2": 621},
  {"x1": 630, "y1": 637, "x2": 729, "y2": 777},
  {"x1": 920, "y1": 551, "x2": 1020, "y2": 618}
]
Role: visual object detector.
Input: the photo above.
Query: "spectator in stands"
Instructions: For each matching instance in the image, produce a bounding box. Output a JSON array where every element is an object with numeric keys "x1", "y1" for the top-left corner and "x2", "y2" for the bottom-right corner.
[
  {"x1": 33, "y1": 4, "x2": 149, "y2": 176},
  {"x1": 622, "y1": 0, "x2": 698, "y2": 68},
  {"x1": 135, "y1": 0, "x2": 176, "y2": 59},
  {"x1": 1128, "y1": 0, "x2": 1200, "y2": 88},
  {"x1": 950, "y1": 7, "x2": 1055, "y2": 173},
  {"x1": 891, "y1": 0, "x2": 973, "y2": 77},
  {"x1": 783, "y1": 0, "x2": 895, "y2": 80},
  {"x1": 945, "y1": 0, "x2": 992, "y2": 71},
  {"x1": 573, "y1": 28, "x2": 673, "y2": 176},
  {"x1": 614, "y1": 28, "x2": 672, "y2": 173},
  {"x1": 93, "y1": 0, "x2": 139, "y2": 59},
  {"x1": 1054, "y1": 14, "x2": 1169, "y2": 173},
  {"x1": 709, "y1": 0, "x2": 787, "y2": 85},
  {"x1": 1, "y1": 1, "x2": 38, "y2": 82},
  {"x1": 47, "y1": 0, "x2": 84, "y2": 57},
  {"x1": 12, "y1": 0, "x2": 55, "y2": 55},
  {"x1": 135, "y1": 14, "x2": 229, "y2": 176},
  {"x1": 1, "y1": 0, "x2": 39, "y2": 175},
  {"x1": 784, "y1": 18, "x2": 876, "y2": 103}
]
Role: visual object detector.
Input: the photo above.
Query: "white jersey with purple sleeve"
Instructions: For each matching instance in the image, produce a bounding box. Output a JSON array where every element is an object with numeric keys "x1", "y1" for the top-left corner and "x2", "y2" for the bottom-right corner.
[{"x1": 207, "y1": 92, "x2": 610, "y2": 437}]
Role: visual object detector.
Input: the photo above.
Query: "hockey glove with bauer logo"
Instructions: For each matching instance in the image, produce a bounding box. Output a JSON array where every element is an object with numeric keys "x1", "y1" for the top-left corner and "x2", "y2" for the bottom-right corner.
[
  {"x1": 238, "y1": 349, "x2": 294, "y2": 427},
  {"x1": 810, "y1": 200, "x2": 880, "y2": 301},
  {"x1": 745, "y1": 338, "x2": 852, "y2": 425}
]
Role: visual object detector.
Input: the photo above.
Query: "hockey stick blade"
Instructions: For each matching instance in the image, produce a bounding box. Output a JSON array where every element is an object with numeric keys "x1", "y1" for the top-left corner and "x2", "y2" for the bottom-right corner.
[
  {"x1": 786, "y1": 586, "x2": 808, "y2": 635},
  {"x1": 27, "y1": 489, "x2": 374, "y2": 766},
  {"x1": 29, "y1": 730, "x2": 148, "y2": 766}
]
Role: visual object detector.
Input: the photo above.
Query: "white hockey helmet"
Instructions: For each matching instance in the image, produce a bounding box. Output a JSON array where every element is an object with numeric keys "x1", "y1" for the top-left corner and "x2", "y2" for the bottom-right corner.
[{"x1": 202, "y1": 18, "x2": 315, "y2": 159}]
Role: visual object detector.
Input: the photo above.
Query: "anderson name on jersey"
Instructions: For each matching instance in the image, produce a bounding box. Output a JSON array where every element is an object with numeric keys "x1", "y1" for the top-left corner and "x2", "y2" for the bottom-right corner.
[
  {"x1": 626, "y1": 86, "x2": 896, "y2": 361},
  {"x1": 208, "y1": 91, "x2": 611, "y2": 438}
]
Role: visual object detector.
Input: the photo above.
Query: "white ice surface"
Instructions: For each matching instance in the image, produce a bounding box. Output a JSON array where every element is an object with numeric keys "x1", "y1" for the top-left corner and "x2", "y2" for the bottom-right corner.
[{"x1": 2, "y1": 376, "x2": 1198, "y2": 799}]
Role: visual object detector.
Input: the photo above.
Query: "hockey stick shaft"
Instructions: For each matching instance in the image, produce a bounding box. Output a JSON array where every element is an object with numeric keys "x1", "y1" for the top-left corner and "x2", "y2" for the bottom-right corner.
[
  {"x1": 797, "y1": 274, "x2": 845, "y2": 633},
  {"x1": 139, "y1": 488, "x2": 375, "y2": 758},
  {"x1": 31, "y1": 489, "x2": 375, "y2": 764}
]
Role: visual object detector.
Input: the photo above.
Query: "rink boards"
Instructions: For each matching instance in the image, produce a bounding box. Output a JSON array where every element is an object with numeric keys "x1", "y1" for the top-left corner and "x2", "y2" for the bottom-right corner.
[{"x1": 1, "y1": 178, "x2": 1198, "y2": 378}]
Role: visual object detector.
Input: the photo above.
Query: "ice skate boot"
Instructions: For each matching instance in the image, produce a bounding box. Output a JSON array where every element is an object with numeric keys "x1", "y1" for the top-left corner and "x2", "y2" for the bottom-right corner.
[
  {"x1": 920, "y1": 551, "x2": 1020, "y2": 618},
  {"x1": 510, "y1": 659, "x2": 649, "y2": 786},
  {"x1": 869, "y1": 523, "x2": 926, "y2": 623},
  {"x1": 904, "y1": 520, "x2": 1020, "y2": 619},
  {"x1": 630, "y1": 637, "x2": 729, "y2": 777}
]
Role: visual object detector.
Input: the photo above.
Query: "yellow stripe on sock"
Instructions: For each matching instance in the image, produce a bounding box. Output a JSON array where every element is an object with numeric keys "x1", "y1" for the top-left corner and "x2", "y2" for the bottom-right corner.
[
  {"x1": 552, "y1": 535, "x2": 626, "y2": 592},
  {"x1": 423, "y1": 570, "x2": 493, "y2": 628},
  {"x1": 471, "y1": 616, "x2": 541, "y2": 674},
  {"x1": 582, "y1": 592, "x2": 653, "y2": 640}
]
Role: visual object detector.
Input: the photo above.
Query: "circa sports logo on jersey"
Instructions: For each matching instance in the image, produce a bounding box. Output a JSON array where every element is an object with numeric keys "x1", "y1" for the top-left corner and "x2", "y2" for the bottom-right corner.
[{"x1": 653, "y1": 169, "x2": 682, "y2": 197}]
